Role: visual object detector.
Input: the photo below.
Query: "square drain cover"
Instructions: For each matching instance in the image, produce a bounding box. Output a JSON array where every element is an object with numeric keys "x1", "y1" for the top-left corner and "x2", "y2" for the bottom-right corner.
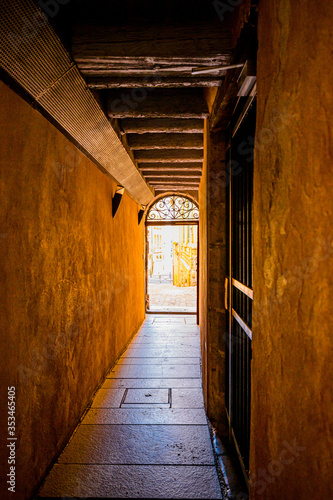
[{"x1": 121, "y1": 388, "x2": 171, "y2": 408}]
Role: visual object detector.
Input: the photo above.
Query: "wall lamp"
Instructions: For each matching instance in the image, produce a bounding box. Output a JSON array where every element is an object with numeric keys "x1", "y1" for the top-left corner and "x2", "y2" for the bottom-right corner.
[
  {"x1": 138, "y1": 205, "x2": 146, "y2": 225},
  {"x1": 237, "y1": 60, "x2": 256, "y2": 97},
  {"x1": 191, "y1": 61, "x2": 256, "y2": 97},
  {"x1": 112, "y1": 186, "x2": 125, "y2": 217},
  {"x1": 191, "y1": 63, "x2": 244, "y2": 75}
]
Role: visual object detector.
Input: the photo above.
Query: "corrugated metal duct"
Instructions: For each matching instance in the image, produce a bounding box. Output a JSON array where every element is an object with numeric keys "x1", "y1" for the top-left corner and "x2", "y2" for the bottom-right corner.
[{"x1": 0, "y1": 0, "x2": 154, "y2": 205}]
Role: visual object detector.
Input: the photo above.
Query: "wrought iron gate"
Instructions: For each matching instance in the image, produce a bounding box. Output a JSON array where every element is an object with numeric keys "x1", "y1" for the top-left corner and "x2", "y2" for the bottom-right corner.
[{"x1": 226, "y1": 94, "x2": 256, "y2": 480}]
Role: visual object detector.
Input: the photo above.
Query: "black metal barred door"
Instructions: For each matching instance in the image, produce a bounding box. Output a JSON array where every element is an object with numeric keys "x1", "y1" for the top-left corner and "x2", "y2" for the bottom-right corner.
[{"x1": 226, "y1": 94, "x2": 256, "y2": 481}]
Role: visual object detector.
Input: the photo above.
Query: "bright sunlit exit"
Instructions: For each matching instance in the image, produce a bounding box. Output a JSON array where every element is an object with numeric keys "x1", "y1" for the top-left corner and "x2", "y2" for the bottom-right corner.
[{"x1": 147, "y1": 224, "x2": 198, "y2": 312}]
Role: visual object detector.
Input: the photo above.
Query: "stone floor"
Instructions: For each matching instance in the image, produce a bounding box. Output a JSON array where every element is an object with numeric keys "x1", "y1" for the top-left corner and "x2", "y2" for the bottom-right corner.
[
  {"x1": 148, "y1": 283, "x2": 197, "y2": 312},
  {"x1": 36, "y1": 315, "x2": 222, "y2": 499}
]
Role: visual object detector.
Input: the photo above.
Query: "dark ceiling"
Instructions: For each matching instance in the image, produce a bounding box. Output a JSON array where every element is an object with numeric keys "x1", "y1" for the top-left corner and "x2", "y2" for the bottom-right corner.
[{"x1": 38, "y1": 0, "x2": 235, "y2": 195}]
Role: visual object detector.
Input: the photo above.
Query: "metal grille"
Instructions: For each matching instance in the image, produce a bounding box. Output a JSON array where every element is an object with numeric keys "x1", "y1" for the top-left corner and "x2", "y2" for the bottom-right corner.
[
  {"x1": 146, "y1": 195, "x2": 199, "y2": 223},
  {"x1": 0, "y1": 0, "x2": 153, "y2": 205},
  {"x1": 226, "y1": 98, "x2": 255, "y2": 477}
]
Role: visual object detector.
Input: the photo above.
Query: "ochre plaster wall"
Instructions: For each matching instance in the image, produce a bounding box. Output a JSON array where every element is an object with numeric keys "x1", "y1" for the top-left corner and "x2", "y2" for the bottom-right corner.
[
  {"x1": 199, "y1": 120, "x2": 228, "y2": 434},
  {"x1": 251, "y1": 2, "x2": 333, "y2": 498},
  {"x1": 199, "y1": 121, "x2": 208, "y2": 407},
  {"x1": 0, "y1": 82, "x2": 145, "y2": 499}
]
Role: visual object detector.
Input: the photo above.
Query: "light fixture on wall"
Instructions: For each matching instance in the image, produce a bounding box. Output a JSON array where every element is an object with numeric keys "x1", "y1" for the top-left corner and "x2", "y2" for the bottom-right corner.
[
  {"x1": 112, "y1": 186, "x2": 125, "y2": 217},
  {"x1": 191, "y1": 63, "x2": 244, "y2": 75},
  {"x1": 138, "y1": 205, "x2": 146, "y2": 225},
  {"x1": 237, "y1": 60, "x2": 256, "y2": 96}
]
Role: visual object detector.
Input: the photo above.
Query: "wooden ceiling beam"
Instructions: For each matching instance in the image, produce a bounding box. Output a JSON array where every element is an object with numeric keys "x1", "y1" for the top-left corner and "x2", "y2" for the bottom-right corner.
[
  {"x1": 107, "y1": 89, "x2": 208, "y2": 119},
  {"x1": 128, "y1": 133, "x2": 203, "y2": 150},
  {"x1": 148, "y1": 178, "x2": 200, "y2": 184},
  {"x1": 142, "y1": 171, "x2": 202, "y2": 178},
  {"x1": 146, "y1": 177, "x2": 201, "y2": 183},
  {"x1": 77, "y1": 67, "x2": 225, "y2": 78},
  {"x1": 149, "y1": 183, "x2": 200, "y2": 189},
  {"x1": 86, "y1": 76, "x2": 222, "y2": 88},
  {"x1": 72, "y1": 22, "x2": 231, "y2": 61},
  {"x1": 121, "y1": 119, "x2": 204, "y2": 134},
  {"x1": 139, "y1": 162, "x2": 202, "y2": 171},
  {"x1": 135, "y1": 150, "x2": 203, "y2": 162},
  {"x1": 154, "y1": 186, "x2": 198, "y2": 191}
]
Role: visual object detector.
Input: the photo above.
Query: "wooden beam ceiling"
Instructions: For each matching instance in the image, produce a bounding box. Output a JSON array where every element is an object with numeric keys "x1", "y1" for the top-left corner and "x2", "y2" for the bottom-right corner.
[
  {"x1": 154, "y1": 186, "x2": 199, "y2": 189},
  {"x1": 72, "y1": 21, "x2": 231, "y2": 67},
  {"x1": 113, "y1": 106, "x2": 205, "y2": 195},
  {"x1": 128, "y1": 134, "x2": 203, "y2": 150},
  {"x1": 120, "y1": 119, "x2": 204, "y2": 134},
  {"x1": 69, "y1": 5, "x2": 233, "y2": 195},
  {"x1": 141, "y1": 169, "x2": 202, "y2": 185},
  {"x1": 142, "y1": 171, "x2": 202, "y2": 178},
  {"x1": 135, "y1": 150, "x2": 203, "y2": 162},
  {"x1": 138, "y1": 162, "x2": 203, "y2": 171},
  {"x1": 119, "y1": 114, "x2": 204, "y2": 190},
  {"x1": 107, "y1": 89, "x2": 209, "y2": 119},
  {"x1": 146, "y1": 176, "x2": 200, "y2": 185},
  {"x1": 151, "y1": 185, "x2": 199, "y2": 191},
  {"x1": 148, "y1": 183, "x2": 200, "y2": 190},
  {"x1": 86, "y1": 76, "x2": 223, "y2": 89}
]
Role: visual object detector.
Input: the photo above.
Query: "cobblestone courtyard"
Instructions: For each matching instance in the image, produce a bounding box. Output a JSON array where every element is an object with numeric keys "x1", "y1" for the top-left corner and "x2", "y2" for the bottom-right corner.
[{"x1": 148, "y1": 283, "x2": 197, "y2": 312}]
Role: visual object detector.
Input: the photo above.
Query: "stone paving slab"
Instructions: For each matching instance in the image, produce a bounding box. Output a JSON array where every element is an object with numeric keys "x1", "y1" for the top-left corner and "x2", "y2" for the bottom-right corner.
[
  {"x1": 144, "y1": 315, "x2": 197, "y2": 321},
  {"x1": 133, "y1": 331, "x2": 200, "y2": 338},
  {"x1": 108, "y1": 364, "x2": 201, "y2": 379},
  {"x1": 129, "y1": 340, "x2": 200, "y2": 349},
  {"x1": 139, "y1": 324, "x2": 198, "y2": 330},
  {"x1": 152, "y1": 317, "x2": 190, "y2": 323},
  {"x1": 91, "y1": 389, "x2": 125, "y2": 408},
  {"x1": 129, "y1": 338, "x2": 200, "y2": 347},
  {"x1": 139, "y1": 328, "x2": 198, "y2": 334},
  {"x1": 81, "y1": 408, "x2": 208, "y2": 425},
  {"x1": 101, "y1": 378, "x2": 202, "y2": 389},
  {"x1": 37, "y1": 464, "x2": 222, "y2": 498},
  {"x1": 124, "y1": 388, "x2": 169, "y2": 404},
  {"x1": 120, "y1": 403, "x2": 171, "y2": 408},
  {"x1": 172, "y1": 389, "x2": 204, "y2": 409},
  {"x1": 37, "y1": 315, "x2": 222, "y2": 499},
  {"x1": 136, "y1": 333, "x2": 199, "y2": 339},
  {"x1": 122, "y1": 347, "x2": 200, "y2": 358},
  {"x1": 149, "y1": 306, "x2": 197, "y2": 312},
  {"x1": 130, "y1": 330, "x2": 198, "y2": 337},
  {"x1": 128, "y1": 336, "x2": 199, "y2": 341},
  {"x1": 134, "y1": 331, "x2": 199, "y2": 338},
  {"x1": 58, "y1": 424, "x2": 215, "y2": 465},
  {"x1": 129, "y1": 340, "x2": 200, "y2": 348},
  {"x1": 90, "y1": 388, "x2": 204, "y2": 409},
  {"x1": 91, "y1": 388, "x2": 169, "y2": 409},
  {"x1": 152, "y1": 313, "x2": 193, "y2": 320},
  {"x1": 119, "y1": 357, "x2": 200, "y2": 365}
]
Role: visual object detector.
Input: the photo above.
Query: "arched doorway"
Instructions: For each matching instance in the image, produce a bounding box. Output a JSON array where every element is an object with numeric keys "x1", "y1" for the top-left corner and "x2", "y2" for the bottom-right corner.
[{"x1": 145, "y1": 194, "x2": 199, "y2": 316}]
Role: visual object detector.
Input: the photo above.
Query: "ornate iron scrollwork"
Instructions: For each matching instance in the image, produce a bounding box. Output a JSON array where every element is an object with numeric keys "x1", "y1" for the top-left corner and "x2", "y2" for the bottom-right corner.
[{"x1": 147, "y1": 195, "x2": 199, "y2": 222}]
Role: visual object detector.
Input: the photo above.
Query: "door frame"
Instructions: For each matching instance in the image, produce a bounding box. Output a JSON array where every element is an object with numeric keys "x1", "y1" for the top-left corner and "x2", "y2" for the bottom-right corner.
[{"x1": 145, "y1": 220, "x2": 199, "y2": 320}]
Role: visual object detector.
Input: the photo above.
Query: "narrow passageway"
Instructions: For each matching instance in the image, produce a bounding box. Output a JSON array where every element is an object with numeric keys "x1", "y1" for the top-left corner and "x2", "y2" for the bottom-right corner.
[{"x1": 37, "y1": 315, "x2": 222, "y2": 499}]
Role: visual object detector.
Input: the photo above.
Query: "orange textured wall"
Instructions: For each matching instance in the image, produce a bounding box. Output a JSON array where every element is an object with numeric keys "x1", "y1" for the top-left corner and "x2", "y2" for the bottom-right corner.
[
  {"x1": 199, "y1": 120, "x2": 208, "y2": 406},
  {"x1": 199, "y1": 120, "x2": 228, "y2": 434},
  {"x1": 251, "y1": 1, "x2": 333, "y2": 498},
  {"x1": 0, "y1": 82, "x2": 145, "y2": 499}
]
